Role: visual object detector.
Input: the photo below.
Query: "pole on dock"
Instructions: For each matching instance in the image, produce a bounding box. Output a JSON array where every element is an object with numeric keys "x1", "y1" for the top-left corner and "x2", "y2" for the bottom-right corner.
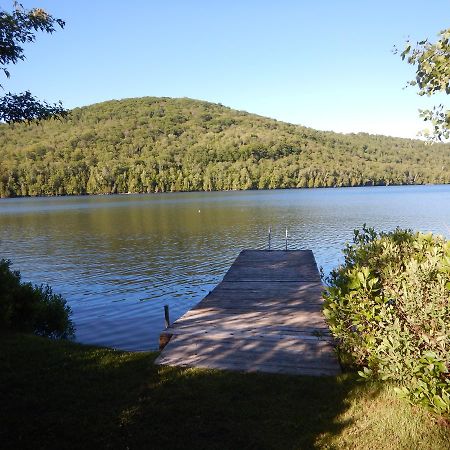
[
  {"x1": 285, "y1": 228, "x2": 288, "y2": 251},
  {"x1": 164, "y1": 305, "x2": 170, "y2": 329},
  {"x1": 268, "y1": 226, "x2": 272, "y2": 250}
]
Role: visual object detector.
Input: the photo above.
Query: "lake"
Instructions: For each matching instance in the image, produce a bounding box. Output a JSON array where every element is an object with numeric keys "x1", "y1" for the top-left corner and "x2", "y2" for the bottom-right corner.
[{"x1": 1, "y1": 185, "x2": 449, "y2": 350}]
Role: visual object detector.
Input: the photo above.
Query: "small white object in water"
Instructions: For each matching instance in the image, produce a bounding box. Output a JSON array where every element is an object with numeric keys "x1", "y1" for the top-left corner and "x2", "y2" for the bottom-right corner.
[{"x1": 198, "y1": 209, "x2": 201, "y2": 213}]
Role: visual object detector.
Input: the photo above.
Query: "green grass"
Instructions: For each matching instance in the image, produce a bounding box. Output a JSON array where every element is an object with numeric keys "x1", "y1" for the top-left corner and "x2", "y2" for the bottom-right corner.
[{"x1": 1, "y1": 333, "x2": 449, "y2": 450}]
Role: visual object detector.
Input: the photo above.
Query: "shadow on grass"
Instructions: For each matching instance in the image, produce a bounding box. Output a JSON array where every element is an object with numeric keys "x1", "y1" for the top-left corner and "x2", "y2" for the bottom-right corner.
[
  {"x1": 124, "y1": 365, "x2": 376, "y2": 450},
  {"x1": 0, "y1": 333, "x2": 381, "y2": 450}
]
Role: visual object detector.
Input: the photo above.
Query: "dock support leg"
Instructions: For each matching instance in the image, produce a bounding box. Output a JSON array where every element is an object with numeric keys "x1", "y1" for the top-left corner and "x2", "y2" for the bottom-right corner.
[{"x1": 164, "y1": 304, "x2": 170, "y2": 328}]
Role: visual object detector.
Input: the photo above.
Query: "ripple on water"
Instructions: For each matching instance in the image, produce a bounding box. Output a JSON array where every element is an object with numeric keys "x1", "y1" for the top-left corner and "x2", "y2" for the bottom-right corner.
[{"x1": 1, "y1": 186, "x2": 449, "y2": 350}]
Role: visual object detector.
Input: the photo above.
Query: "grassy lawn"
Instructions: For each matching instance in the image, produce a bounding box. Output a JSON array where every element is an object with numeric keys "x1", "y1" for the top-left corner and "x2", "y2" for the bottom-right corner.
[{"x1": 1, "y1": 333, "x2": 449, "y2": 450}]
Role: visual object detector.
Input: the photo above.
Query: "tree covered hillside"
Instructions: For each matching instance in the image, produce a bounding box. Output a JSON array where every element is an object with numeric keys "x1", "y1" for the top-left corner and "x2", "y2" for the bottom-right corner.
[{"x1": 0, "y1": 96, "x2": 449, "y2": 197}]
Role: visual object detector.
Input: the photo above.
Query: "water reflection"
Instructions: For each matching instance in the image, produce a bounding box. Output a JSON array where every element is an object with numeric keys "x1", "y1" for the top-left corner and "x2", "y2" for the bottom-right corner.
[{"x1": 1, "y1": 185, "x2": 449, "y2": 350}]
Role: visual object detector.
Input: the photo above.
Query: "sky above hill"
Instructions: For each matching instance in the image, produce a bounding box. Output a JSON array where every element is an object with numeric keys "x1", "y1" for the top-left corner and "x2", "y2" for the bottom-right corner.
[{"x1": 5, "y1": 0, "x2": 450, "y2": 138}]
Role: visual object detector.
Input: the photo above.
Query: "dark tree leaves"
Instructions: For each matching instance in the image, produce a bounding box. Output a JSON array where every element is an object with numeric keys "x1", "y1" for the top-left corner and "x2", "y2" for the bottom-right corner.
[
  {"x1": 0, "y1": 91, "x2": 67, "y2": 123},
  {"x1": 0, "y1": 3, "x2": 65, "y2": 81},
  {"x1": 0, "y1": 2, "x2": 66, "y2": 123}
]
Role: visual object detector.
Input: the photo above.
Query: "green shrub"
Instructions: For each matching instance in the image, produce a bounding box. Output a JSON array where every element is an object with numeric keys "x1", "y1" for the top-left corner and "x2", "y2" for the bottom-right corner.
[
  {"x1": 323, "y1": 226, "x2": 450, "y2": 417},
  {"x1": 0, "y1": 259, "x2": 74, "y2": 339}
]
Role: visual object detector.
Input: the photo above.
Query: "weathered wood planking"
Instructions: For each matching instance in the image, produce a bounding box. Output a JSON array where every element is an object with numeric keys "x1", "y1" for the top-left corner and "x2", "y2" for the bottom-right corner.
[
  {"x1": 155, "y1": 250, "x2": 340, "y2": 376},
  {"x1": 223, "y1": 250, "x2": 321, "y2": 282}
]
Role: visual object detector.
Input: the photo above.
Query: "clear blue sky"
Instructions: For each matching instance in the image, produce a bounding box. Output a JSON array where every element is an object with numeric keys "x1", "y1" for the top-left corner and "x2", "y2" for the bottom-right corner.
[{"x1": 5, "y1": 0, "x2": 450, "y2": 138}]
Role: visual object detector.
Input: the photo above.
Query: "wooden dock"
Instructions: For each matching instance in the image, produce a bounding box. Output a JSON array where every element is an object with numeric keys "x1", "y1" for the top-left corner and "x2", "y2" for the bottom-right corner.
[{"x1": 155, "y1": 250, "x2": 341, "y2": 376}]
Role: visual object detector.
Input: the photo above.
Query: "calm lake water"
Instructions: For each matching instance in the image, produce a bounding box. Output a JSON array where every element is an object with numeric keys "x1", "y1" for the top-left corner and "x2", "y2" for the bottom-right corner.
[{"x1": 1, "y1": 185, "x2": 450, "y2": 350}]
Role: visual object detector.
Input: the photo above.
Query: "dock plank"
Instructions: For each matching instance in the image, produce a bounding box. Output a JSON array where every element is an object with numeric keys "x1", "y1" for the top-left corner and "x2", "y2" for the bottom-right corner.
[{"x1": 155, "y1": 250, "x2": 340, "y2": 376}]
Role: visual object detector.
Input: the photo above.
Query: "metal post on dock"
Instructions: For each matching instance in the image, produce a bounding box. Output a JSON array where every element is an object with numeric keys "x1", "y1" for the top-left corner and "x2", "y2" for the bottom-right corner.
[
  {"x1": 285, "y1": 228, "x2": 288, "y2": 251},
  {"x1": 268, "y1": 226, "x2": 272, "y2": 250},
  {"x1": 164, "y1": 305, "x2": 170, "y2": 328}
]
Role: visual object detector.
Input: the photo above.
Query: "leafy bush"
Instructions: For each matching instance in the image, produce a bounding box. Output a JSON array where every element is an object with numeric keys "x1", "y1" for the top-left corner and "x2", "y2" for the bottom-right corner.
[
  {"x1": 0, "y1": 259, "x2": 74, "y2": 339},
  {"x1": 323, "y1": 226, "x2": 450, "y2": 417}
]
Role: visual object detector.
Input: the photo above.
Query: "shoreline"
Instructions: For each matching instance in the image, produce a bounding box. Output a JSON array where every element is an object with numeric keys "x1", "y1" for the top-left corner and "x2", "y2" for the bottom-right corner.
[{"x1": 0, "y1": 181, "x2": 448, "y2": 200}]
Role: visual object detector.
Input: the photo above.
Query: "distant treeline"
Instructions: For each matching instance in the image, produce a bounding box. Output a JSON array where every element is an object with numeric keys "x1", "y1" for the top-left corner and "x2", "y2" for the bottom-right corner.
[{"x1": 0, "y1": 96, "x2": 449, "y2": 198}]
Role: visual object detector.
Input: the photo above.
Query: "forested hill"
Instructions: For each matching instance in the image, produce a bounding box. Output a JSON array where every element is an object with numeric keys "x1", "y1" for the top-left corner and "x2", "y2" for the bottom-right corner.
[{"x1": 0, "y1": 96, "x2": 449, "y2": 197}]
